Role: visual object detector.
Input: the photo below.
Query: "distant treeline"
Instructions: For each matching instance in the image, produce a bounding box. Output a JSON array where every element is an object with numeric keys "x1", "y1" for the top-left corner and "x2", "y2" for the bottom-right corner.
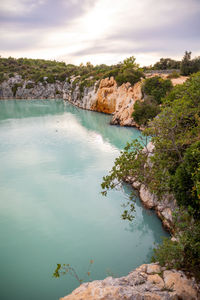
[
  {"x1": 0, "y1": 56, "x2": 144, "y2": 91},
  {"x1": 0, "y1": 51, "x2": 199, "y2": 86},
  {"x1": 145, "y1": 51, "x2": 200, "y2": 75}
]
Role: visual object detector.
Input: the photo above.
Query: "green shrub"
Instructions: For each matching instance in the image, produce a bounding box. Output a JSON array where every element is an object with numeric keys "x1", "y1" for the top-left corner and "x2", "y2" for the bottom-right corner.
[
  {"x1": 12, "y1": 83, "x2": 22, "y2": 96},
  {"x1": 132, "y1": 98, "x2": 161, "y2": 126},
  {"x1": 57, "y1": 72, "x2": 67, "y2": 82},
  {"x1": 170, "y1": 141, "x2": 200, "y2": 217},
  {"x1": 115, "y1": 68, "x2": 144, "y2": 86},
  {"x1": 26, "y1": 83, "x2": 34, "y2": 89},
  {"x1": 0, "y1": 72, "x2": 5, "y2": 83},
  {"x1": 152, "y1": 210, "x2": 200, "y2": 281},
  {"x1": 153, "y1": 58, "x2": 181, "y2": 70},
  {"x1": 143, "y1": 76, "x2": 172, "y2": 104},
  {"x1": 180, "y1": 51, "x2": 200, "y2": 75},
  {"x1": 46, "y1": 75, "x2": 55, "y2": 83},
  {"x1": 167, "y1": 71, "x2": 180, "y2": 79},
  {"x1": 55, "y1": 89, "x2": 61, "y2": 95}
]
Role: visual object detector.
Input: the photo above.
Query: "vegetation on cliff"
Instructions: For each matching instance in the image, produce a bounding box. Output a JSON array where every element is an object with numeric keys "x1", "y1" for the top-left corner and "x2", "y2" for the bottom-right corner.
[
  {"x1": 101, "y1": 72, "x2": 200, "y2": 279},
  {"x1": 0, "y1": 56, "x2": 144, "y2": 88},
  {"x1": 132, "y1": 76, "x2": 173, "y2": 126}
]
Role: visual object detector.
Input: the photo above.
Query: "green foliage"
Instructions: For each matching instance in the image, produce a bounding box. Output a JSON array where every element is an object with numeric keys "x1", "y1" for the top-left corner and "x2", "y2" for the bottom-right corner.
[
  {"x1": 26, "y1": 83, "x2": 34, "y2": 89},
  {"x1": 180, "y1": 51, "x2": 200, "y2": 76},
  {"x1": 46, "y1": 74, "x2": 56, "y2": 83},
  {"x1": 152, "y1": 210, "x2": 200, "y2": 280},
  {"x1": 153, "y1": 58, "x2": 181, "y2": 70},
  {"x1": 143, "y1": 76, "x2": 173, "y2": 104},
  {"x1": 121, "y1": 56, "x2": 139, "y2": 70},
  {"x1": 115, "y1": 68, "x2": 144, "y2": 86},
  {"x1": 101, "y1": 72, "x2": 200, "y2": 217},
  {"x1": 0, "y1": 56, "x2": 142, "y2": 87},
  {"x1": 132, "y1": 97, "x2": 161, "y2": 126},
  {"x1": 170, "y1": 141, "x2": 200, "y2": 217},
  {"x1": 167, "y1": 71, "x2": 180, "y2": 79},
  {"x1": 12, "y1": 83, "x2": 22, "y2": 96},
  {"x1": 101, "y1": 137, "x2": 149, "y2": 219},
  {"x1": 0, "y1": 72, "x2": 6, "y2": 83},
  {"x1": 180, "y1": 51, "x2": 192, "y2": 75},
  {"x1": 53, "y1": 260, "x2": 94, "y2": 285}
]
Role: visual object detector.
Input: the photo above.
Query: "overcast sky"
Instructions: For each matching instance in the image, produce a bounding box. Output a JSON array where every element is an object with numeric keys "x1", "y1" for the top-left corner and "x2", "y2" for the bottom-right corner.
[{"x1": 0, "y1": 0, "x2": 200, "y2": 66}]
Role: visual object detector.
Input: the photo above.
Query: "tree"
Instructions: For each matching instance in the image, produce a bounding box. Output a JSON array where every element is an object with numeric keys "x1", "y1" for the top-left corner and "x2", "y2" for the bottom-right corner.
[
  {"x1": 121, "y1": 56, "x2": 139, "y2": 70},
  {"x1": 153, "y1": 58, "x2": 180, "y2": 70},
  {"x1": 142, "y1": 76, "x2": 173, "y2": 104},
  {"x1": 114, "y1": 56, "x2": 144, "y2": 86},
  {"x1": 132, "y1": 97, "x2": 161, "y2": 126},
  {"x1": 102, "y1": 72, "x2": 200, "y2": 210},
  {"x1": 180, "y1": 51, "x2": 192, "y2": 75},
  {"x1": 101, "y1": 71, "x2": 200, "y2": 281},
  {"x1": 170, "y1": 141, "x2": 200, "y2": 217}
]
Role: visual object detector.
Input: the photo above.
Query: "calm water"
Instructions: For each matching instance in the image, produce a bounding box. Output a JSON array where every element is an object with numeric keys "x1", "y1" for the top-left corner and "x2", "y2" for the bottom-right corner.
[{"x1": 0, "y1": 100, "x2": 169, "y2": 300}]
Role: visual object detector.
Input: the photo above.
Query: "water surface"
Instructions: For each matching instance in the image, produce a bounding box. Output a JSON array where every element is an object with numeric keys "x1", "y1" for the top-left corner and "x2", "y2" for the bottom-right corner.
[{"x1": 0, "y1": 100, "x2": 168, "y2": 300}]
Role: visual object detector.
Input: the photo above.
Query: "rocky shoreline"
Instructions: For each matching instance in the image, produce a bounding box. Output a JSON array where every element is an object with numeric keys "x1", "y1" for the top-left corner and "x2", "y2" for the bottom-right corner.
[
  {"x1": 2, "y1": 74, "x2": 198, "y2": 299},
  {"x1": 61, "y1": 263, "x2": 199, "y2": 300}
]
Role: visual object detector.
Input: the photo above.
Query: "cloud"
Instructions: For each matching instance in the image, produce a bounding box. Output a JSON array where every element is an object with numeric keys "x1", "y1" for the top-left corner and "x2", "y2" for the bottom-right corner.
[
  {"x1": 64, "y1": 0, "x2": 200, "y2": 64},
  {"x1": 0, "y1": 0, "x2": 199, "y2": 65},
  {"x1": 0, "y1": 0, "x2": 97, "y2": 28}
]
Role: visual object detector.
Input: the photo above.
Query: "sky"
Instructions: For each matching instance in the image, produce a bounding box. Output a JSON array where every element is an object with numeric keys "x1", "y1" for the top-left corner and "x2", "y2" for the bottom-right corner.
[{"x1": 0, "y1": 0, "x2": 200, "y2": 66}]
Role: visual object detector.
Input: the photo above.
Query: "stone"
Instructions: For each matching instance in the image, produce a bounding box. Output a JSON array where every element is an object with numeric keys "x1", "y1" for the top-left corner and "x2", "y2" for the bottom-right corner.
[
  {"x1": 163, "y1": 270, "x2": 199, "y2": 300},
  {"x1": 161, "y1": 208, "x2": 173, "y2": 223},
  {"x1": 139, "y1": 185, "x2": 158, "y2": 208},
  {"x1": 60, "y1": 263, "x2": 199, "y2": 300},
  {"x1": 132, "y1": 180, "x2": 141, "y2": 189},
  {"x1": 147, "y1": 274, "x2": 164, "y2": 288},
  {"x1": 146, "y1": 264, "x2": 161, "y2": 274}
]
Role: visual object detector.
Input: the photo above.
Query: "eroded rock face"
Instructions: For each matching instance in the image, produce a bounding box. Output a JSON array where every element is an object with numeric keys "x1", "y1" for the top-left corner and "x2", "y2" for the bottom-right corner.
[
  {"x1": 130, "y1": 142, "x2": 177, "y2": 231},
  {"x1": 61, "y1": 263, "x2": 199, "y2": 300},
  {"x1": 111, "y1": 80, "x2": 143, "y2": 126},
  {"x1": 0, "y1": 74, "x2": 188, "y2": 128},
  {"x1": 90, "y1": 77, "x2": 117, "y2": 114}
]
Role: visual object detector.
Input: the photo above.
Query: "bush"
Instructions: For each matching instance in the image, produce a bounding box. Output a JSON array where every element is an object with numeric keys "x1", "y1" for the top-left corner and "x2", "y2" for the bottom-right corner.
[
  {"x1": 26, "y1": 83, "x2": 34, "y2": 89},
  {"x1": 46, "y1": 75, "x2": 55, "y2": 83},
  {"x1": 115, "y1": 68, "x2": 144, "y2": 86},
  {"x1": 167, "y1": 71, "x2": 180, "y2": 79},
  {"x1": 170, "y1": 141, "x2": 200, "y2": 217},
  {"x1": 143, "y1": 76, "x2": 172, "y2": 104},
  {"x1": 152, "y1": 210, "x2": 200, "y2": 281},
  {"x1": 0, "y1": 72, "x2": 5, "y2": 83},
  {"x1": 12, "y1": 83, "x2": 22, "y2": 96},
  {"x1": 153, "y1": 58, "x2": 181, "y2": 70},
  {"x1": 132, "y1": 98, "x2": 161, "y2": 126},
  {"x1": 180, "y1": 51, "x2": 200, "y2": 75}
]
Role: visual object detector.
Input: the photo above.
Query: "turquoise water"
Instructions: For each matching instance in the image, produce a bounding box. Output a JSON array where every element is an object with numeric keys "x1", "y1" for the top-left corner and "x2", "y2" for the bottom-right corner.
[{"x1": 0, "y1": 100, "x2": 169, "y2": 300}]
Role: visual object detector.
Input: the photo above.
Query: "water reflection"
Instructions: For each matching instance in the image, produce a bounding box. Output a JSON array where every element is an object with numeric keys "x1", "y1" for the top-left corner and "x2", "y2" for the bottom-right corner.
[{"x1": 0, "y1": 100, "x2": 169, "y2": 300}]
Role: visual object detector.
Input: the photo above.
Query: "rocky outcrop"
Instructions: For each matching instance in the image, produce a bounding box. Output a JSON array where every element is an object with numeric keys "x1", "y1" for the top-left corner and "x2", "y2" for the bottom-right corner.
[
  {"x1": 110, "y1": 80, "x2": 143, "y2": 126},
  {"x1": 126, "y1": 142, "x2": 176, "y2": 231},
  {"x1": 61, "y1": 263, "x2": 199, "y2": 300},
  {"x1": 0, "y1": 74, "x2": 188, "y2": 128},
  {"x1": 0, "y1": 75, "x2": 143, "y2": 126},
  {"x1": 69, "y1": 76, "x2": 143, "y2": 126}
]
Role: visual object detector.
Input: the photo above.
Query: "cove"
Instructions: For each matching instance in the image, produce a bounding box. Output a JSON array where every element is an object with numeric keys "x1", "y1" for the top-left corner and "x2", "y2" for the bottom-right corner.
[{"x1": 0, "y1": 100, "x2": 169, "y2": 300}]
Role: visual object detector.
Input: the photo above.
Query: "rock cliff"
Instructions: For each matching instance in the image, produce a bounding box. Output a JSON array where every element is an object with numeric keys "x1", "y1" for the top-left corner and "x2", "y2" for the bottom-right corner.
[
  {"x1": 0, "y1": 74, "x2": 187, "y2": 128},
  {"x1": 61, "y1": 263, "x2": 199, "y2": 300}
]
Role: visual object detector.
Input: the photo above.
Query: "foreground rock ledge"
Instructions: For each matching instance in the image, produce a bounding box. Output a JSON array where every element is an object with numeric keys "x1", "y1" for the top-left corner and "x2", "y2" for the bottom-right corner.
[{"x1": 61, "y1": 263, "x2": 199, "y2": 300}]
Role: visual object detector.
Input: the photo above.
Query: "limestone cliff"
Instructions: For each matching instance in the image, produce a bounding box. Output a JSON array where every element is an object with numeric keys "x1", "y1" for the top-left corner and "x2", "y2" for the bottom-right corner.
[
  {"x1": 61, "y1": 263, "x2": 199, "y2": 300},
  {"x1": 0, "y1": 74, "x2": 188, "y2": 128}
]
